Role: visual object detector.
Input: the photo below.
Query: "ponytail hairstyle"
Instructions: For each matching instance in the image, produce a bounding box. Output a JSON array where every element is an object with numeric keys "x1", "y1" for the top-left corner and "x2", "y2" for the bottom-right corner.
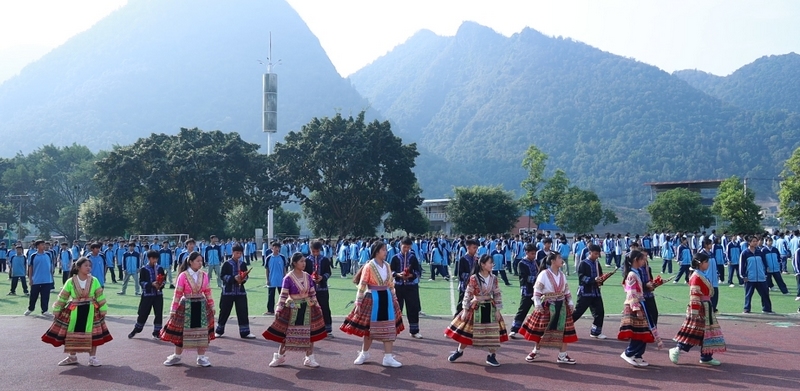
[
  {"x1": 543, "y1": 252, "x2": 561, "y2": 270},
  {"x1": 178, "y1": 251, "x2": 202, "y2": 274},
  {"x1": 691, "y1": 252, "x2": 709, "y2": 270},
  {"x1": 470, "y1": 254, "x2": 492, "y2": 286},
  {"x1": 623, "y1": 249, "x2": 645, "y2": 278},
  {"x1": 69, "y1": 257, "x2": 91, "y2": 277}
]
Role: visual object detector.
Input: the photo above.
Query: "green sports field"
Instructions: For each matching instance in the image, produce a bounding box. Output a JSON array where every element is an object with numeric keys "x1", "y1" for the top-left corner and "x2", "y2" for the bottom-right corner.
[{"x1": 1, "y1": 258, "x2": 797, "y2": 318}]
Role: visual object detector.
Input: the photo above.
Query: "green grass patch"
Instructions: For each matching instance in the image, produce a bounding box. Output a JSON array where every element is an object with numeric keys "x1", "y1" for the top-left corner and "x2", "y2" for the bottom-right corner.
[{"x1": 1, "y1": 258, "x2": 796, "y2": 317}]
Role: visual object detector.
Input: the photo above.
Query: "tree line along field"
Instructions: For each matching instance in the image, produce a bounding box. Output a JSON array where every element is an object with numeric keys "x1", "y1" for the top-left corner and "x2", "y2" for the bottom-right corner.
[{"x1": 2, "y1": 257, "x2": 797, "y2": 318}]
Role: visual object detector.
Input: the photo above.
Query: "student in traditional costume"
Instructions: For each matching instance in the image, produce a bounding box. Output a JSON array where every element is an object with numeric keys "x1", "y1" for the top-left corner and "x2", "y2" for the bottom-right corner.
[
  {"x1": 391, "y1": 238, "x2": 423, "y2": 339},
  {"x1": 669, "y1": 252, "x2": 726, "y2": 366},
  {"x1": 264, "y1": 252, "x2": 327, "y2": 368},
  {"x1": 128, "y1": 250, "x2": 166, "y2": 339},
  {"x1": 508, "y1": 243, "x2": 539, "y2": 339},
  {"x1": 445, "y1": 254, "x2": 508, "y2": 366},
  {"x1": 305, "y1": 241, "x2": 333, "y2": 336},
  {"x1": 519, "y1": 253, "x2": 578, "y2": 365},
  {"x1": 162, "y1": 251, "x2": 216, "y2": 367},
  {"x1": 215, "y1": 244, "x2": 256, "y2": 338},
  {"x1": 340, "y1": 241, "x2": 405, "y2": 368},
  {"x1": 618, "y1": 250, "x2": 662, "y2": 367},
  {"x1": 41, "y1": 257, "x2": 112, "y2": 366},
  {"x1": 572, "y1": 244, "x2": 607, "y2": 339},
  {"x1": 454, "y1": 239, "x2": 479, "y2": 316}
]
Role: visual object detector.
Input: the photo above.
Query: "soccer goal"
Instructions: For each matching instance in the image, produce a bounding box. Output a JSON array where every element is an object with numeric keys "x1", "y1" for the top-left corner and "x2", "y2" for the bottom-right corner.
[{"x1": 128, "y1": 234, "x2": 189, "y2": 247}]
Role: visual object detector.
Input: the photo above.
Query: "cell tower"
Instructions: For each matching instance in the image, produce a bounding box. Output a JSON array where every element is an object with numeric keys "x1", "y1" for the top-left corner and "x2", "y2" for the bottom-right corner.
[{"x1": 263, "y1": 32, "x2": 278, "y2": 241}]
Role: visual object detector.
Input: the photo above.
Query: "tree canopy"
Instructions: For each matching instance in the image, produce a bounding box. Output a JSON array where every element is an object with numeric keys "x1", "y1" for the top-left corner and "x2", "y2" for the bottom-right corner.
[
  {"x1": 271, "y1": 112, "x2": 421, "y2": 237},
  {"x1": 447, "y1": 185, "x2": 519, "y2": 234},
  {"x1": 712, "y1": 176, "x2": 762, "y2": 233},
  {"x1": 1, "y1": 144, "x2": 97, "y2": 241},
  {"x1": 89, "y1": 128, "x2": 283, "y2": 238},
  {"x1": 779, "y1": 147, "x2": 800, "y2": 226},
  {"x1": 647, "y1": 188, "x2": 714, "y2": 232}
]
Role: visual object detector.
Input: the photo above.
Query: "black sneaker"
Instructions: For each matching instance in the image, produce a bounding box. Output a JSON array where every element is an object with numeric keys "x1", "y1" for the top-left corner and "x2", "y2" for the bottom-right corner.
[
  {"x1": 152, "y1": 331, "x2": 160, "y2": 339},
  {"x1": 128, "y1": 330, "x2": 138, "y2": 339},
  {"x1": 448, "y1": 350, "x2": 463, "y2": 362},
  {"x1": 486, "y1": 353, "x2": 500, "y2": 367}
]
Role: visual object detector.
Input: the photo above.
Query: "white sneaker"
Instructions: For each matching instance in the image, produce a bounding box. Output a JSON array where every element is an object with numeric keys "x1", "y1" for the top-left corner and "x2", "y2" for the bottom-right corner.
[
  {"x1": 42, "y1": 311, "x2": 53, "y2": 317},
  {"x1": 58, "y1": 355, "x2": 78, "y2": 366},
  {"x1": 729, "y1": 284, "x2": 735, "y2": 288},
  {"x1": 353, "y1": 351, "x2": 370, "y2": 365},
  {"x1": 620, "y1": 352, "x2": 638, "y2": 366},
  {"x1": 88, "y1": 357, "x2": 101, "y2": 367},
  {"x1": 382, "y1": 354, "x2": 402, "y2": 368},
  {"x1": 411, "y1": 333, "x2": 423, "y2": 339},
  {"x1": 214, "y1": 332, "x2": 222, "y2": 338},
  {"x1": 242, "y1": 333, "x2": 256, "y2": 339},
  {"x1": 508, "y1": 331, "x2": 519, "y2": 339},
  {"x1": 163, "y1": 354, "x2": 181, "y2": 366},
  {"x1": 197, "y1": 355, "x2": 211, "y2": 367},
  {"x1": 269, "y1": 353, "x2": 286, "y2": 367},
  {"x1": 23, "y1": 310, "x2": 32, "y2": 316},
  {"x1": 634, "y1": 358, "x2": 649, "y2": 367},
  {"x1": 795, "y1": 297, "x2": 800, "y2": 301},
  {"x1": 303, "y1": 354, "x2": 320, "y2": 368},
  {"x1": 590, "y1": 334, "x2": 608, "y2": 339}
]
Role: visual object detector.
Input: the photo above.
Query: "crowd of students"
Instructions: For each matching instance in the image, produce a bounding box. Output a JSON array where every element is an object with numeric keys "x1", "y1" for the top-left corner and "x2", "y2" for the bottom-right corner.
[{"x1": 4, "y1": 227, "x2": 795, "y2": 369}]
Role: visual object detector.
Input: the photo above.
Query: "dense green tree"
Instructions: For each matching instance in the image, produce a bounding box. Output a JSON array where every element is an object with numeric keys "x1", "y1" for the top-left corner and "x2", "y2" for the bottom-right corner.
[
  {"x1": 384, "y1": 208, "x2": 430, "y2": 236},
  {"x1": 92, "y1": 128, "x2": 283, "y2": 239},
  {"x1": 272, "y1": 112, "x2": 421, "y2": 237},
  {"x1": 712, "y1": 176, "x2": 762, "y2": 234},
  {"x1": 447, "y1": 185, "x2": 519, "y2": 234},
  {"x1": 520, "y1": 145, "x2": 547, "y2": 213},
  {"x1": 1, "y1": 144, "x2": 97, "y2": 241},
  {"x1": 537, "y1": 169, "x2": 570, "y2": 221},
  {"x1": 647, "y1": 188, "x2": 714, "y2": 232},
  {"x1": 555, "y1": 186, "x2": 618, "y2": 234},
  {"x1": 79, "y1": 196, "x2": 129, "y2": 238},
  {"x1": 779, "y1": 147, "x2": 800, "y2": 226}
]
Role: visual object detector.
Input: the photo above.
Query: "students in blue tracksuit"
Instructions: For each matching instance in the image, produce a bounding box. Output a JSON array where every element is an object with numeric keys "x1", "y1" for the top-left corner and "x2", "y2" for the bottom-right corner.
[
  {"x1": 660, "y1": 236, "x2": 674, "y2": 274},
  {"x1": 118, "y1": 243, "x2": 142, "y2": 295},
  {"x1": 204, "y1": 235, "x2": 224, "y2": 288},
  {"x1": 428, "y1": 241, "x2": 449, "y2": 281},
  {"x1": 264, "y1": 242, "x2": 286, "y2": 315},
  {"x1": 159, "y1": 241, "x2": 174, "y2": 288},
  {"x1": 699, "y1": 239, "x2": 720, "y2": 312},
  {"x1": 25, "y1": 240, "x2": 54, "y2": 316},
  {"x1": 8, "y1": 245, "x2": 28, "y2": 295},
  {"x1": 726, "y1": 238, "x2": 743, "y2": 286},
  {"x1": 675, "y1": 237, "x2": 693, "y2": 283},
  {"x1": 776, "y1": 233, "x2": 790, "y2": 274},
  {"x1": 57, "y1": 242, "x2": 74, "y2": 286},
  {"x1": 740, "y1": 236, "x2": 772, "y2": 313},
  {"x1": 88, "y1": 243, "x2": 106, "y2": 287},
  {"x1": 641, "y1": 233, "x2": 653, "y2": 260},
  {"x1": 103, "y1": 241, "x2": 117, "y2": 284},
  {"x1": 603, "y1": 235, "x2": 614, "y2": 267},
  {"x1": 0, "y1": 242, "x2": 7, "y2": 274},
  {"x1": 712, "y1": 238, "x2": 726, "y2": 283},
  {"x1": 490, "y1": 245, "x2": 511, "y2": 286},
  {"x1": 558, "y1": 239, "x2": 571, "y2": 275},
  {"x1": 762, "y1": 237, "x2": 788, "y2": 294}
]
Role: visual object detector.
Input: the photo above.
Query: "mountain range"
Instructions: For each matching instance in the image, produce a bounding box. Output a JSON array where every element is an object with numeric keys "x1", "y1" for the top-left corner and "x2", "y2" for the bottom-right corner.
[
  {"x1": 1, "y1": 1, "x2": 798, "y2": 209},
  {"x1": 351, "y1": 23, "x2": 800, "y2": 205},
  {"x1": 0, "y1": 0, "x2": 370, "y2": 153}
]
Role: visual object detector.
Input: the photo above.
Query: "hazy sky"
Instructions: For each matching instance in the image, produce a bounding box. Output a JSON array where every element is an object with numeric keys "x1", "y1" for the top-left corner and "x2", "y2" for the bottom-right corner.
[{"x1": 1, "y1": 0, "x2": 799, "y2": 82}]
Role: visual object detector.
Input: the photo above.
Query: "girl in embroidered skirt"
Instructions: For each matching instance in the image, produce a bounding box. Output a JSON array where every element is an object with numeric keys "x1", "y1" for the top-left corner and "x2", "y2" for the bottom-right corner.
[
  {"x1": 264, "y1": 252, "x2": 327, "y2": 368},
  {"x1": 161, "y1": 252, "x2": 216, "y2": 367},
  {"x1": 445, "y1": 254, "x2": 508, "y2": 366},
  {"x1": 340, "y1": 241, "x2": 405, "y2": 368},
  {"x1": 519, "y1": 253, "x2": 578, "y2": 364},
  {"x1": 42, "y1": 257, "x2": 112, "y2": 367},
  {"x1": 669, "y1": 252, "x2": 726, "y2": 366},
  {"x1": 618, "y1": 250, "x2": 662, "y2": 367}
]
